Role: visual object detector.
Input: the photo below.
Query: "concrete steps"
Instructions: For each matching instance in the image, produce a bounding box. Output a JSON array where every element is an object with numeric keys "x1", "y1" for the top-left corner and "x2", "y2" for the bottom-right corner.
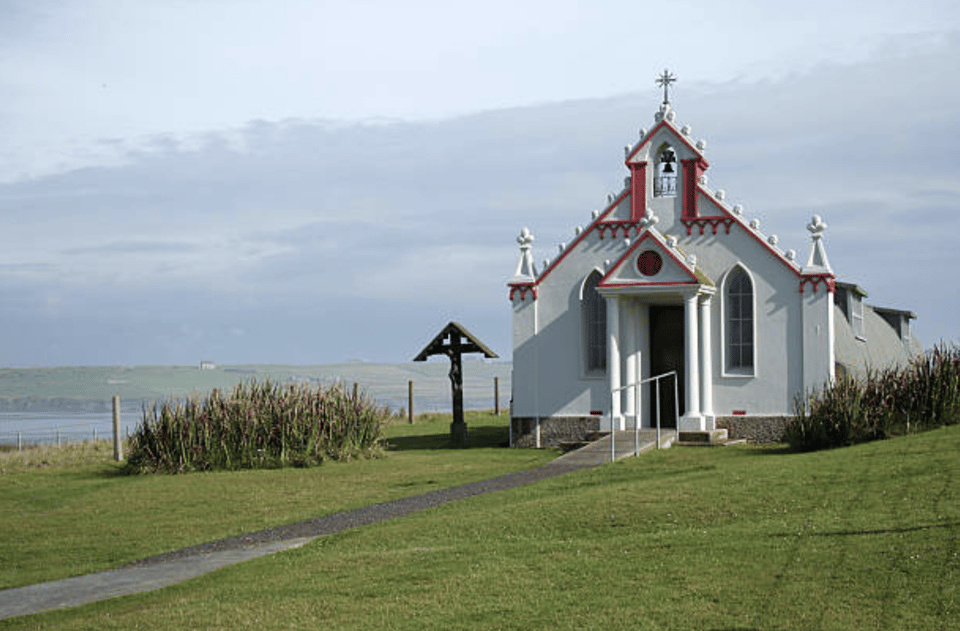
[
  {"x1": 552, "y1": 429, "x2": 675, "y2": 465},
  {"x1": 675, "y1": 429, "x2": 746, "y2": 447}
]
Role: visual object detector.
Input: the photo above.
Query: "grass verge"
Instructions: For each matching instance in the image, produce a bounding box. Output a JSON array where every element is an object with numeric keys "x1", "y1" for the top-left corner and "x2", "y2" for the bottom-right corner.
[
  {"x1": 0, "y1": 411, "x2": 553, "y2": 590},
  {"x1": 5, "y1": 424, "x2": 960, "y2": 629}
]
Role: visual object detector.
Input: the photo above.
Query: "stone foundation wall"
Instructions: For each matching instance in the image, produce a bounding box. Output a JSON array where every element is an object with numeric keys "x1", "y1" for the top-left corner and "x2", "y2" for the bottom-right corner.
[
  {"x1": 511, "y1": 416, "x2": 601, "y2": 448},
  {"x1": 715, "y1": 416, "x2": 792, "y2": 443}
]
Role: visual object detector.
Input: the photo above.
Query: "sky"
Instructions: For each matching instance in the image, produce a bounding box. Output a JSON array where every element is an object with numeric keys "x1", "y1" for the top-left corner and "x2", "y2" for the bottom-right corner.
[{"x1": 0, "y1": 0, "x2": 958, "y2": 366}]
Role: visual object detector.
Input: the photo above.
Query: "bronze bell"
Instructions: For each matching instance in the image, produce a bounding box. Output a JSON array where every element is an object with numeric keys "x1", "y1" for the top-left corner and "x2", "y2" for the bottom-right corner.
[{"x1": 661, "y1": 149, "x2": 675, "y2": 173}]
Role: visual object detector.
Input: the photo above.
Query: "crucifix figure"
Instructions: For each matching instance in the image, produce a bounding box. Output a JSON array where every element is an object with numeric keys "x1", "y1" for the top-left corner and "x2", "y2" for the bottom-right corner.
[
  {"x1": 413, "y1": 322, "x2": 498, "y2": 448},
  {"x1": 656, "y1": 69, "x2": 677, "y2": 105}
]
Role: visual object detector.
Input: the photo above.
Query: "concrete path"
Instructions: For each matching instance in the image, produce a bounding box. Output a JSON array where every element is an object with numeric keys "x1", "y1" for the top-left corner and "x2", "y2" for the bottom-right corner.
[{"x1": 0, "y1": 432, "x2": 672, "y2": 621}]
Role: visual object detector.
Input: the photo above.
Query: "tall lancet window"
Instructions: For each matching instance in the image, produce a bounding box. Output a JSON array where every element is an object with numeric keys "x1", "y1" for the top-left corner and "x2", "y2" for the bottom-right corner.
[
  {"x1": 582, "y1": 271, "x2": 607, "y2": 373},
  {"x1": 726, "y1": 267, "x2": 755, "y2": 373},
  {"x1": 654, "y1": 144, "x2": 677, "y2": 197}
]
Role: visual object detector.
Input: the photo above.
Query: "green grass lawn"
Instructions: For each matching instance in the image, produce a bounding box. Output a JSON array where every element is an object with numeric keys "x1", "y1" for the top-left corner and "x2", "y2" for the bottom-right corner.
[
  {"x1": 0, "y1": 411, "x2": 552, "y2": 590},
  {"x1": 4, "y1": 419, "x2": 960, "y2": 630}
]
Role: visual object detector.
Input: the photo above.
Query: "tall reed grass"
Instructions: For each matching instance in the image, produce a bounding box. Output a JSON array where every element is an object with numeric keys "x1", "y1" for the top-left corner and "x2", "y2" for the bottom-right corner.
[
  {"x1": 124, "y1": 379, "x2": 388, "y2": 473},
  {"x1": 788, "y1": 344, "x2": 960, "y2": 451}
]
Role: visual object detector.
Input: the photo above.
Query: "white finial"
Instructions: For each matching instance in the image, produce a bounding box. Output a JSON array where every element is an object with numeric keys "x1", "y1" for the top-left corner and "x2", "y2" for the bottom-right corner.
[
  {"x1": 666, "y1": 235, "x2": 678, "y2": 248},
  {"x1": 715, "y1": 189, "x2": 725, "y2": 200},
  {"x1": 696, "y1": 139, "x2": 707, "y2": 151},
  {"x1": 512, "y1": 227, "x2": 537, "y2": 282},
  {"x1": 575, "y1": 226, "x2": 583, "y2": 235},
  {"x1": 606, "y1": 193, "x2": 614, "y2": 203},
  {"x1": 699, "y1": 174, "x2": 709, "y2": 186},
  {"x1": 604, "y1": 259, "x2": 611, "y2": 269},
  {"x1": 666, "y1": 110, "x2": 676, "y2": 122},
  {"x1": 686, "y1": 254, "x2": 697, "y2": 268},
  {"x1": 591, "y1": 209, "x2": 600, "y2": 219},
  {"x1": 624, "y1": 145, "x2": 632, "y2": 158},
  {"x1": 786, "y1": 249, "x2": 797, "y2": 261},
  {"x1": 807, "y1": 215, "x2": 828, "y2": 235},
  {"x1": 639, "y1": 127, "x2": 647, "y2": 138},
  {"x1": 768, "y1": 235, "x2": 778, "y2": 246},
  {"x1": 624, "y1": 238, "x2": 631, "y2": 247},
  {"x1": 681, "y1": 124, "x2": 691, "y2": 135},
  {"x1": 749, "y1": 218, "x2": 761, "y2": 230},
  {"x1": 803, "y1": 215, "x2": 833, "y2": 274},
  {"x1": 517, "y1": 227, "x2": 534, "y2": 247},
  {"x1": 543, "y1": 259, "x2": 550, "y2": 269},
  {"x1": 732, "y1": 204, "x2": 743, "y2": 215},
  {"x1": 558, "y1": 242, "x2": 566, "y2": 253}
]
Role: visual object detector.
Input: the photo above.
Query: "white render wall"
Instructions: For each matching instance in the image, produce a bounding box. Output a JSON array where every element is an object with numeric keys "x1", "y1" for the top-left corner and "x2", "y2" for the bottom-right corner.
[
  {"x1": 511, "y1": 104, "x2": 834, "y2": 425},
  {"x1": 512, "y1": 196, "x2": 811, "y2": 421}
]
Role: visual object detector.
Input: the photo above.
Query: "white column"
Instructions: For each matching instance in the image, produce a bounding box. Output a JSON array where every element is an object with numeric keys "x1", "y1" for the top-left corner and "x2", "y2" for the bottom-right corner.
[
  {"x1": 624, "y1": 300, "x2": 637, "y2": 422},
  {"x1": 699, "y1": 294, "x2": 715, "y2": 429},
  {"x1": 606, "y1": 296, "x2": 621, "y2": 430},
  {"x1": 683, "y1": 292, "x2": 703, "y2": 429},
  {"x1": 637, "y1": 302, "x2": 651, "y2": 429}
]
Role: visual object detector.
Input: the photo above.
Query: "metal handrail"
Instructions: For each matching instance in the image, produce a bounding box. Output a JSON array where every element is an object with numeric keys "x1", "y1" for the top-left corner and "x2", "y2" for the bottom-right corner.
[{"x1": 609, "y1": 370, "x2": 680, "y2": 461}]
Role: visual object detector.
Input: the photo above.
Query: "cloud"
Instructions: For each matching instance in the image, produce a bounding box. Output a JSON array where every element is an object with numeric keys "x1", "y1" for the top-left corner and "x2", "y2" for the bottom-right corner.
[{"x1": 1, "y1": 32, "x2": 959, "y2": 364}]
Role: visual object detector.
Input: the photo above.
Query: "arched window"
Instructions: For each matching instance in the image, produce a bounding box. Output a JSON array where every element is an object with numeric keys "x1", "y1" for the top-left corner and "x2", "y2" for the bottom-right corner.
[
  {"x1": 654, "y1": 144, "x2": 677, "y2": 197},
  {"x1": 582, "y1": 271, "x2": 606, "y2": 373},
  {"x1": 725, "y1": 267, "x2": 754, "y2": 373}
]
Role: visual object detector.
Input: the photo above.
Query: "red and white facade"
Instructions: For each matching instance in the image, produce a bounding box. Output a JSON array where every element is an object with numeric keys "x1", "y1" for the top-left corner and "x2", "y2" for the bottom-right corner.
[{"x1": 508, "y1": 102, "x2": 919, "y2": 445}]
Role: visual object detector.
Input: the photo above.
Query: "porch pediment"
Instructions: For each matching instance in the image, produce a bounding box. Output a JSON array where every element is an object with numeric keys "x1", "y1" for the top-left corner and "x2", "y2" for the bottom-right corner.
[{"x1": 598, "y1": 229, "x2": 710, "y2": 292}]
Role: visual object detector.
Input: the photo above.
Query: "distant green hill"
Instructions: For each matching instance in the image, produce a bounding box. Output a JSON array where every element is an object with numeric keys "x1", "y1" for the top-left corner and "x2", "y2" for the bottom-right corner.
[{"x1": 0, "y1": 361, "x2": 512, "y2": 413}]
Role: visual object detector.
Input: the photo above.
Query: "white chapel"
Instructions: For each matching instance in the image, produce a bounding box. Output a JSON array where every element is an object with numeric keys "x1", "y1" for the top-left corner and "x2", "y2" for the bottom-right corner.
[{"x1": 508, "y1": 75, "x2": 922, "y2": 447}]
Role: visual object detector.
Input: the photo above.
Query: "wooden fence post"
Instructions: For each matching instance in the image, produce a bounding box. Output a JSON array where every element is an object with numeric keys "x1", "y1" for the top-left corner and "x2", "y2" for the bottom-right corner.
[
  {"x1": 352, "y1": 382, "x2": 358, "y2": 401},
  {"x1": 113, "y1": 395, "x2": 123, "y2": 462},
  {"x1": 408, "y1": 380, "x2": 414, "y2": 424},
  {"x1": 494, "y1": 376, "x2": 500, "y2": 416}
]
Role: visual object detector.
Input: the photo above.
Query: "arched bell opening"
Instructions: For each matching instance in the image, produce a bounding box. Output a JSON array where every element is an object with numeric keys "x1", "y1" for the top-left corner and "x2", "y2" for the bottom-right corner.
[{"x1": 654, "y1": 143, "x2": 677, "y2": 197}]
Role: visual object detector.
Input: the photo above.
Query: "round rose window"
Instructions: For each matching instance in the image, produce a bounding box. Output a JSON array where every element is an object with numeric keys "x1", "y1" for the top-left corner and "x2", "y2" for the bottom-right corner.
[{"x1": 637, "y1": 250, "x2": 663, "y2": 276}]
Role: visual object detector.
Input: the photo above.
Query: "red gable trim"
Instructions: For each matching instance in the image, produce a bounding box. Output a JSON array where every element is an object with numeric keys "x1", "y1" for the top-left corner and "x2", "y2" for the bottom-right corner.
[
  {"x1": 531, "y1": 188, "x2": 630, "y2": 287},
  {"x1": 624, "y1": 119, "x2": 709, "y2": 167},
  {"x1": 690, "y1": 189, "x2": 806, "y2": 281},
  {"x1": 598, "y1": 230, "x2": 699, "y2": 288}
]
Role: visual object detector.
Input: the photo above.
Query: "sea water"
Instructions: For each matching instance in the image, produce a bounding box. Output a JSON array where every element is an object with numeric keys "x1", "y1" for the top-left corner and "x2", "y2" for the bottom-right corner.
[{"x1": 0, "y1": 393, "x2": 498, "y2": 446}]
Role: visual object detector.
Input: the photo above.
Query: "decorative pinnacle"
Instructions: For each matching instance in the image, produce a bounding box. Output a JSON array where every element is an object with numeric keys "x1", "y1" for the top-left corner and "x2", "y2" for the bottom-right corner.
[
  {"x1": 517, "y1": 226, "x2": 534, "y2": 248},
  {"x1": 656, "y1": 69, "x2": 677, "y2": 105},
  {"x1": 807, "y1": 215, "x2": 828, "y2": 236}
]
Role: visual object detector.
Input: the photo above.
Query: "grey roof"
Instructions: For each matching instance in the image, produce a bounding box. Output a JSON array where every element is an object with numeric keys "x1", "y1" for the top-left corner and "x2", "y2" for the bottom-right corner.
[{"x1": 834, "y1": 304, "x2": 923, "y2": 378}]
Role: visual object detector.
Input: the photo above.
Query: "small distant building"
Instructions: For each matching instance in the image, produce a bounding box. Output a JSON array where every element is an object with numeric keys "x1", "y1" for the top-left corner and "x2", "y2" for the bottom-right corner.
[
  {"x1": 508, "y1": 89, "x2": 922, "y2": 446},
  {"x1": 199, "y1": 360, "x2": 217, "y2": 370}
]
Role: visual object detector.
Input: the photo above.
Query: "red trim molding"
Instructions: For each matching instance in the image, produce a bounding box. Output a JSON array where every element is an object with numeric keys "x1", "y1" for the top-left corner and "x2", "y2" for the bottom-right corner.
[
  {"x1": 597, "y1": 221, "x2": 643, "y2": 240},
  {"x1": 629, "y1": 162, "x2": 647, "y2": 222},
  {"x1": 681, "y1": 158, "x2": 707, "y2": 220},
  {"x1": 799, "y1": 275, "x2": 836, "y2": 294},
  {"x1": 681, "y1": 217, "x2": 735, "y2": 235},
  {"x1": 508, "y1": 284, "x2": 538, "y2": 301},
  {"x1": 624, "y1": 120, "x2": 709, "y2": 166},
  {"x1": 598, "y1": 230, "x2": 699, "y2": 288}
]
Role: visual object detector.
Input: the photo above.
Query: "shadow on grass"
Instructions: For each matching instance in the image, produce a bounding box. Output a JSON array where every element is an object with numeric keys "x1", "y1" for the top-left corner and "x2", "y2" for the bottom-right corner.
[
  {"x1": 384, "y1": 425, "x2": 510, "y2": 451},
  {"x1": 769, "y1": 521, "x2": 960, "y2": 539},
  {"x1": 725, "y1": 443, "x2": 795, "y2": 457}
]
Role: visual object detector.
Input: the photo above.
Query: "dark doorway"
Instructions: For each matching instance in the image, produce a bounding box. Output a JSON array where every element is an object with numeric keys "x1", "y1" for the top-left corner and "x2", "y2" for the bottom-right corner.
[{"x1": 649, "y1": 305, "x2": 685, "y2": 428}]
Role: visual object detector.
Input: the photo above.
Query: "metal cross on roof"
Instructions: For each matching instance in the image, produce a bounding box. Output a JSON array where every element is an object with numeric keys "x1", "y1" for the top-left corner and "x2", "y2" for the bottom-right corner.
[{"x1": 656, "y1": 69, "x2": 677, "y2": 105}]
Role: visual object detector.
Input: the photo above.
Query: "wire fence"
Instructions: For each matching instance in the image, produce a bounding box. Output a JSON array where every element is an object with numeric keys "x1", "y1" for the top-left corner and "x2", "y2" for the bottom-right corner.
[{"x1": 0, "y1": 386, "x2": 506, "y2": 448}]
